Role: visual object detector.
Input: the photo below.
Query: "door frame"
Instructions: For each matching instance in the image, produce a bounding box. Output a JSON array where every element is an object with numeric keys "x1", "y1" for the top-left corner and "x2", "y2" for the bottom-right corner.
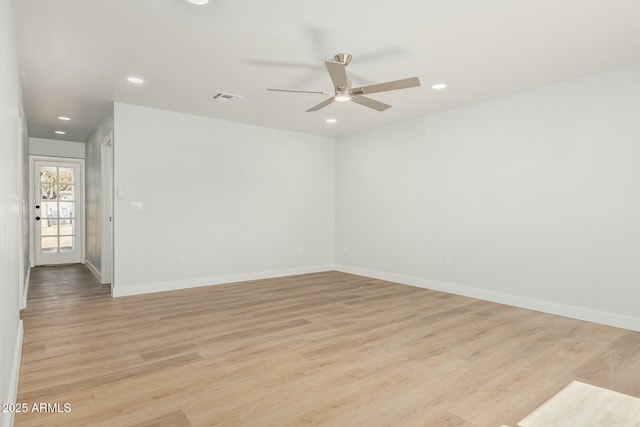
[
  {"x1": 29, "y1": 155, "x2": 85, "y2": 266},
  {"x1": 18, "y1": 107, "x2": 28, "y2": 308},
  {"x1": 101, "y1": 131, "x2": 114, "y2": 285}
]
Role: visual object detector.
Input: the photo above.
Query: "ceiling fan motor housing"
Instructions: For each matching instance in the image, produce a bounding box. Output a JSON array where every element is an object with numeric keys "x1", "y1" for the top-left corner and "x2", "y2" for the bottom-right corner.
[{"x1": 334, "y1": 53, "x2": 352, "y2": 66}]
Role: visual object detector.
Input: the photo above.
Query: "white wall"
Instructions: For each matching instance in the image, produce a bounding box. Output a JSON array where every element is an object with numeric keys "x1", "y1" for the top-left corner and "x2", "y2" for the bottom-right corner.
[
  {"x1": 335, "y1": 65, "x2": 640, "y2": 331},
  {"x1": 29, "y1": 137, "x2": 85, "y2": 158},
  {"x1": 112, "y1": 103, "x2": 334, "y2": 296},
  {"x1": 85, "y1": 110, "x2": 114, "y2": 281},
  {"x1": 0, "y1": 0, "x2": 27, "y2": 425}
]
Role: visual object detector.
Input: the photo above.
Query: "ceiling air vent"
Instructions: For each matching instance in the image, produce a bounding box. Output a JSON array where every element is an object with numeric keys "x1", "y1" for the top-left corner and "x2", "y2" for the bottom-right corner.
[{"x1": 211, "y1": 92, "x2": 242, "y2": 102}]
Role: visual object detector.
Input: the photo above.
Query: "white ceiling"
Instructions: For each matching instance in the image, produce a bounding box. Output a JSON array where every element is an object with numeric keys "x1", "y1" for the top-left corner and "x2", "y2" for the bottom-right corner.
[{"x1": 15, "y1": 0, "x2": 640, "y2": 142}]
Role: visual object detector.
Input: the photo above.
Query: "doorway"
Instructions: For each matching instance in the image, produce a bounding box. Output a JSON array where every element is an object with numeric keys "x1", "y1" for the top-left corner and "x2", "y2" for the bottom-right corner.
[{"x1": 32, "y1": 158, "x2": 84, "y2": 265}]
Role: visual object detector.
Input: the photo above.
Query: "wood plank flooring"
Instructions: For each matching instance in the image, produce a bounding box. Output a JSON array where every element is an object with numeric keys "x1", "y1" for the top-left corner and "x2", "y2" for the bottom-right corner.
[{"x1": 15, "y1": 264, "x2": 640, "y2": 426}]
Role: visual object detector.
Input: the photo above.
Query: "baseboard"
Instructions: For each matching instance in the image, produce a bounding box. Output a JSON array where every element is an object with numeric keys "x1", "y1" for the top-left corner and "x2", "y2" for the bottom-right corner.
[
  {"x1": 84, "y1": 259, "x2": 101, "y2": 282},
  {"x1": 112, "y1": 264, "x2": 335, "y2": 297},
  {"x1": 21, "y1": 268, "x2": 30, "y2": 310},
  {"x1": 334, "y1": 264, "x2": 640, "y2": 332},
  {"x1": 2, "y1": 320, "x2": 24, "y2": 427}
]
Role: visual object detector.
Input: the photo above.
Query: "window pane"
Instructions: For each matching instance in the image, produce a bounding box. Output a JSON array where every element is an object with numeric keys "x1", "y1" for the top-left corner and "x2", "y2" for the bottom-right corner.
[
  {"x1": 59, "y1": 202, "x2": 74, "y2": 218},
  {"x1": 59, "y1": 167, "x2": 74, "y2": 184},
  {"x1": 60, "y1": 236, "x2": 74, "y2": 253},
  {"x1": 42, "y1": 202, "x2": 58, "y2": 218},
  {"x1": 41, "y1": 184, "x2": 58, "y2": 200},
  {"x1": 41, "y1": 219, "x2": 58, "y2": 236},
  {"x1": 59, "y1": 220, "x2": 75, "y2": 236},
  {"x1": 41, "y1": 237, "x2": 58, "y2": 253},
  {"x1": 40, "y1": 166, "x2": 57, "y2": 183},
  {"x1": 58, "y1": 184, "x2": 74, "y2": 201}
]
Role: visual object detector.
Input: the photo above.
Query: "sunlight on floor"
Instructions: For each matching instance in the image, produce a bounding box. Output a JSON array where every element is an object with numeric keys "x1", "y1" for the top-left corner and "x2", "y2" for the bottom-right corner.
[{"x1": 518, "y1": 381, "x2": 640, "y2": 427}]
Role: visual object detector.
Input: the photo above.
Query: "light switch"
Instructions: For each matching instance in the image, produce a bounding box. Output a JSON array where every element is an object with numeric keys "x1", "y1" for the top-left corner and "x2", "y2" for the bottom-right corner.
[{"x1": 129, "y1": 201, "x2": 144, "y2": 211}]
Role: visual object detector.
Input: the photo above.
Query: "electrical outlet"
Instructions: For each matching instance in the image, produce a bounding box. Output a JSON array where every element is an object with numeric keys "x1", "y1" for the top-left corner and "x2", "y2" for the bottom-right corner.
[
  {"x1": 176, "y1": 255, "x2": 183, "y2": 265},
  {"x1": 445, "y1": 257, "x2": 453, "y2": 268}
]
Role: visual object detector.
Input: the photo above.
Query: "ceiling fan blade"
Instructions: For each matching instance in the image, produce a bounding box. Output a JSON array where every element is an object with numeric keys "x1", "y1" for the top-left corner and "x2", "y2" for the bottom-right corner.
[
  {"x1": 346, "y1": 71, "x2": 376, "y2": 86},
  {"x1": 351, "y1": 77, "x2": 421, "y2": 95},
  {"x1": 324, "y1": 61, "x2": 349, "y2": 91},
  {"x1": 247, "y1": 59, "x2": 323, "y2": 71},
  {"x1": 304, "y1": 26, "x2": 330, "y2": 62},
  {"x1": 351, "y1": 95, "x2": 392, "y2": 112},
  {"x1": 354, "y1": 46, "x2": 406, "y2": 63},
  {"x1": 306, "y1": 97, "x2": 335, "y2": 112},
  {"x1": 267, "y1": 88, "x2": 331, "y2": 95}
]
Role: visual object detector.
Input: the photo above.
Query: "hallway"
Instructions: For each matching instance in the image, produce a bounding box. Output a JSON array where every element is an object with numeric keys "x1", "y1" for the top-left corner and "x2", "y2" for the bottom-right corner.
[{"x1": 23, "y1": 264, "x2": 110, "y2": 311}]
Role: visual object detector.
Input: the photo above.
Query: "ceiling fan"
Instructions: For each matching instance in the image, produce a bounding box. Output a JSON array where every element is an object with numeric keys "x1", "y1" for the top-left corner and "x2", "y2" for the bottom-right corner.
[{"x1": 267, "y1": 53, "x2": 421, "y2": 112}]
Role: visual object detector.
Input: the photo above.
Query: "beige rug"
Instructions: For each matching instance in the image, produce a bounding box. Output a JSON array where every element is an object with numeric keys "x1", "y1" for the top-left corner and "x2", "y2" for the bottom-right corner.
[{"x1": 518, "y1": 381, "x2": 640, "y2": 427}]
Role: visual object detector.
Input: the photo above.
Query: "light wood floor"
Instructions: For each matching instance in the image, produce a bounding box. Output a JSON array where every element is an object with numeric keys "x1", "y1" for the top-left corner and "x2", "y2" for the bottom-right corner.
[{"x1": 16, "y1": 265, "x2": 640, "y2": 426}]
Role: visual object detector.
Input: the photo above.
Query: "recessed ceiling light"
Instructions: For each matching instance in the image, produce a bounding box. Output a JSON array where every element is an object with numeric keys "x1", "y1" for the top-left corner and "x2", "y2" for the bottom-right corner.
[
  {"x1": 326, "y1": 118, "x2": 337, "y2": 124},
  {"x1": 432, "y1": 83, "x2": 447, "y2": 90},
  {"x1": 335, "y1": 94, "x2": 351, "y2": 102},
  {"x1": 55, "y1": 130, "x2": 66, "y2": 135},
  {"x1": 127, "y1": 76, "x2": 144, "y2": 84},
  {"x1": 57, "y1": 116, "x2": 71, "y2": 121},
  {"x1": 187, "y1": 0, "x2": 208, "y2": 4}
]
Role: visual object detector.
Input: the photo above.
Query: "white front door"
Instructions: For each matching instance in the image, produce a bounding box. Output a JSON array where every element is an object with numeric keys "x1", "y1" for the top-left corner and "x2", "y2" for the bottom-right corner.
[{"x1": 34, "y1": 160, "x2": 83, "y2": 265}]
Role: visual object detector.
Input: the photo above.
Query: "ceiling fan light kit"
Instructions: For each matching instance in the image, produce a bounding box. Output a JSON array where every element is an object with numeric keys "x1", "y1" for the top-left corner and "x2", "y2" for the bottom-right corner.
[{"x1": 267, "y1": 53, "x2": 421, "y2": 112}]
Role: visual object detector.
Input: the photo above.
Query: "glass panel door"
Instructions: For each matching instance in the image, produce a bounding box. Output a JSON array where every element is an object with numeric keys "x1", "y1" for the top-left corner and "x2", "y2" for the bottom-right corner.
[{"x1": 34, "y1": 160, "x2": 82, "y2": 265}]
